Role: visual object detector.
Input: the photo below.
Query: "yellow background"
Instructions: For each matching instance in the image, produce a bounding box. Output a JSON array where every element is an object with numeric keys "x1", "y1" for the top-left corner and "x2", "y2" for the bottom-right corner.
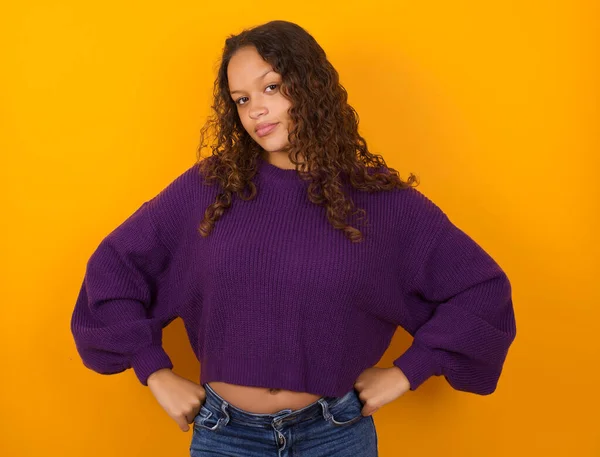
[{"x1": 1, "y1": 1, "x2": 598, "y2": 456}]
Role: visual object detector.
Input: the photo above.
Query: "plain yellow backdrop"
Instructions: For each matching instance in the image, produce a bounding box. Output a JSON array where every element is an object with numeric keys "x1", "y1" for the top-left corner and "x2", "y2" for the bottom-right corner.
[{"x1": 1, "y1": 1, "x2": 598, "y2": 456}]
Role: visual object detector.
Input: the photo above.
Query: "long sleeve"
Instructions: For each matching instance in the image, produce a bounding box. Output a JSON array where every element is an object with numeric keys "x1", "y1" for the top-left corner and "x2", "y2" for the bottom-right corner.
[
  {"x1": 70, "y1": 197, "x2": 178, "y2": 386},
  {"x1": 393, "y1": 196, "x2": 517, "y2": 395}
]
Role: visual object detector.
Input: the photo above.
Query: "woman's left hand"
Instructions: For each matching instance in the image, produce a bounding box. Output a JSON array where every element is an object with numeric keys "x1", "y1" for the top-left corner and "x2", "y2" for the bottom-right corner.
[{"x1": 353, "y1": 366, "x2": 411, "y2": 416}]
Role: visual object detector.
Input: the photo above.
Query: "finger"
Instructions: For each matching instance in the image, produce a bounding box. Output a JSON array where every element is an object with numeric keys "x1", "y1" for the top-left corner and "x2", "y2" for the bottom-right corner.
[
  {"x1": 186, "y1": 410, "x2": 198, "y2": 424},
  {"x1": 356, "y1": 390, "x2": 366, "y2": 403},
  {"x1": 361, "y1": 403, "x2": 379, "y2": 416},
  {"x1": 176, "y1": 416, "x2": 190, "y2": 432}
]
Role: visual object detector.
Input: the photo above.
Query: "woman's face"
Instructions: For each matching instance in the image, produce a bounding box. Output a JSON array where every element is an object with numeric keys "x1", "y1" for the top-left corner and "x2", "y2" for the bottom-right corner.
[{"x1": 227, "y1": 46, "x2": 293, "y2": 155}]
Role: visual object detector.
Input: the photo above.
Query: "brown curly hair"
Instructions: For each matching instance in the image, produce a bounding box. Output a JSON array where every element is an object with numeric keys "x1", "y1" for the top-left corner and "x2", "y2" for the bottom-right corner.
[{"x1": 196, "y1": 20, "x2": 419, "y2": 242}]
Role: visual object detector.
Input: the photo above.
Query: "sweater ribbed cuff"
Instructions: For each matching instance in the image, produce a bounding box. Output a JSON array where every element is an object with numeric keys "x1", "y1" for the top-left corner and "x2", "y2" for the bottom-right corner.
[
  {"x1": 130, "y1": 345, "x2": 173, "y2": 386},
  {"x1": 393, "y1": 342, "x2": 442, "y2": 391}
]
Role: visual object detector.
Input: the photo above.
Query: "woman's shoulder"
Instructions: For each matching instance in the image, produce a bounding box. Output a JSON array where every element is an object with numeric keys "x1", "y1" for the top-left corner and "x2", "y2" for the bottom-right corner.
[
  {"x1": 144, "y1": 158, "x2": 219, "y2": 246},
  {"x1": 153, "y1": 157, "x2": 218, "y2": 205},
  {"x1": 360, "y1": 165, "x2": 448, "y2": 222}
]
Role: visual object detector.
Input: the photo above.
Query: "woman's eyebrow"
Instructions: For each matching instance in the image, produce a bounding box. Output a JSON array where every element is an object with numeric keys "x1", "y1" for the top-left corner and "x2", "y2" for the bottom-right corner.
[{"x1": 230, "y1": 70, "x2": 277, "y2": 95}]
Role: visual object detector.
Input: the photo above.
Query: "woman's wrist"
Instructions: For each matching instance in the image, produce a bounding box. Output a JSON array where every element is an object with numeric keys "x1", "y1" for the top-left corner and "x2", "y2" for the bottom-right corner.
[{"x1": 147, "y1": 367, "x2": 173, "y2": 385}]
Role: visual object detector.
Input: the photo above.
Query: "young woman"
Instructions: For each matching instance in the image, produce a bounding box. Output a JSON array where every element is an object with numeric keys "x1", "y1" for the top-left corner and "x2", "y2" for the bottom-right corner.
[{"x1": 71, "y1": 20, "x2": 517, "y2": 457}]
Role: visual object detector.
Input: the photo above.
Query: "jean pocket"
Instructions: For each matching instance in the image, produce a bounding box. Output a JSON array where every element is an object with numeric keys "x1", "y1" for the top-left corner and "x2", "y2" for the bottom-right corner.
[
  {"x1": 326, "y1": 390, "x2": 364, "y2": 427},
  {"x1": 193, "y1": 403, "x2": 225, "y2": 432}
]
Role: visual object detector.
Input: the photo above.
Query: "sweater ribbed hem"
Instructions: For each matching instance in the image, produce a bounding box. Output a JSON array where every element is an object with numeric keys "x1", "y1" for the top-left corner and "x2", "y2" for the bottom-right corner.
[{"x1": 130, "y1": 345, "x2": 173, "y2": 386}]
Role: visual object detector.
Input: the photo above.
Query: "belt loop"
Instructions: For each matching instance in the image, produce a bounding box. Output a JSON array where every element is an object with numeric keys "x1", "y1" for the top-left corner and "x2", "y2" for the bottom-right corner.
[
  {"x1": 272, "y1": 408, "x2": 293, "y2": 426},
  {"x1": 318, "y1": 398, "x2": 332, "y2": 421},
  {"x1": 220, "y1": 399, "x2": 230, "y2": 425}
]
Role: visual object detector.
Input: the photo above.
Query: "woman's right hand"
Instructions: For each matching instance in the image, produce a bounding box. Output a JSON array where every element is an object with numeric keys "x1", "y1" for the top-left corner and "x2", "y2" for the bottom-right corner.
[{"x1": 147, "y1": 368, "x2": 206, "y2": 432}]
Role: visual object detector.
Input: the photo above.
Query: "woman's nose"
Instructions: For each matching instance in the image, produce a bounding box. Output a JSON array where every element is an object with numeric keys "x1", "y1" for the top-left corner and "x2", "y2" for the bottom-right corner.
[{"x1": 250, "y1": 103, "x2": 268, "y2": 117}]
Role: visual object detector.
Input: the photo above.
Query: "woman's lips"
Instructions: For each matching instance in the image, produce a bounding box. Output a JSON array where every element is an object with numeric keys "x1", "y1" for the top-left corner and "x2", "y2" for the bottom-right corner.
[{"x1": 256, "y1": 123, "x2": 278, "y2": 137}]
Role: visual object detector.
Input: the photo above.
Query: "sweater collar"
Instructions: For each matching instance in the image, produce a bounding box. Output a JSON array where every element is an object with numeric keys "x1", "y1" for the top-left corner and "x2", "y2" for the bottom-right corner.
[{"x1": 257, "y1": 154, "x2": 306, "y2": 183}]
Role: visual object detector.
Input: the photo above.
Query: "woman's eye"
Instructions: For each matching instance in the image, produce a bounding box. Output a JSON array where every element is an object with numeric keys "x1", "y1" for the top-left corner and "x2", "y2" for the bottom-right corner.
[{"x1": 236, "y1": 84, "x2": 279, "y2": 106}]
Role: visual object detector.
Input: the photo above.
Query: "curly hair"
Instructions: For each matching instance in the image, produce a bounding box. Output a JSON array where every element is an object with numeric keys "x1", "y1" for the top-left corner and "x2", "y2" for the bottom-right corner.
[{"x1": 195, "y1": 20, "x2": 419, "y2": 242}]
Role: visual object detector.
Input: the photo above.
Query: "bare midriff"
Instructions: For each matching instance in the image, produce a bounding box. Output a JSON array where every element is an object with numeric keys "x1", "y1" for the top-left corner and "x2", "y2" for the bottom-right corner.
[{"x1": 207, "y1": 381, "x2": 323, "y2": 414}]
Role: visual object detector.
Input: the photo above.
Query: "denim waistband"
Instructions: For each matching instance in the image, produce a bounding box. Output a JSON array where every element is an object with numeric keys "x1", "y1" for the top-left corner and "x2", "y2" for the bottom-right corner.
[{"x1": 201, "y1": 382, "x2": 355, "y2": 428}]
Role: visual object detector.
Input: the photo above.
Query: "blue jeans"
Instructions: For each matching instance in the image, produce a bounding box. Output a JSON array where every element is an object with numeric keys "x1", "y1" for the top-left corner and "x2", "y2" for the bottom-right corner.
[{"x1": 190, "y1": 382, "x2": 378, "y2": 456}]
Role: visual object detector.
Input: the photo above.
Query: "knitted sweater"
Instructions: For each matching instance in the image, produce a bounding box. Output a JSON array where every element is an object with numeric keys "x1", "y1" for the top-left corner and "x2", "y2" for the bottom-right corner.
[{"x1": 70, "y1": 155, "x2": 517, "y2": 397}]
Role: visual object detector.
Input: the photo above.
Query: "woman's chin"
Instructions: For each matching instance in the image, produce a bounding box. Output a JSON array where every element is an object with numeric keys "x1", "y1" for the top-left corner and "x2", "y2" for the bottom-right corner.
[{"x1": 258, "y1": 140, "x2": 290, "y2": 153}]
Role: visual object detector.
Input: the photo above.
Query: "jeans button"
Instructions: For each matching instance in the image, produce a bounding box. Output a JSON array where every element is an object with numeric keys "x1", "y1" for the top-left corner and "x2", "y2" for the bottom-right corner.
[{"x1": 277, "y1": 432, "x2": 285, "y2": 447}]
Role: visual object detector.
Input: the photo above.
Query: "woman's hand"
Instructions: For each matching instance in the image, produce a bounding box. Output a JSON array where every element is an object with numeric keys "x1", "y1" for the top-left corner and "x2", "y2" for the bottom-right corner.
[
  {"x1": 147, "y1": 368, "x2": 206, "y2": 432},
  {"x1": 353, "y1": 366, "x2": 411, "y2": 416}
]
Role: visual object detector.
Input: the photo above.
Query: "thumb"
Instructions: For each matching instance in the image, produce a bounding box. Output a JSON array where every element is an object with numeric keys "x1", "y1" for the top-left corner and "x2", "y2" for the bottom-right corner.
[{"x1": 196, "y1": 384, "x2": 206, "y2": 399}]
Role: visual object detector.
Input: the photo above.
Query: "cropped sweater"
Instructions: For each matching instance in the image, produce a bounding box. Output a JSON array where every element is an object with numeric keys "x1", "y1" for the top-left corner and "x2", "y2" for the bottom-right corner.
[{"x1": 70, "y1": 155, "x2": 517, "y2": 397}]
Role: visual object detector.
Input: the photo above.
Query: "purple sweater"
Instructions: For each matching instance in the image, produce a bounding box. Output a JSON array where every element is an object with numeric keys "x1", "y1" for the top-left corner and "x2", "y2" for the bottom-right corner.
[{"x1": 70, "y1": 155, "x2": 516, "y2": 397}]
